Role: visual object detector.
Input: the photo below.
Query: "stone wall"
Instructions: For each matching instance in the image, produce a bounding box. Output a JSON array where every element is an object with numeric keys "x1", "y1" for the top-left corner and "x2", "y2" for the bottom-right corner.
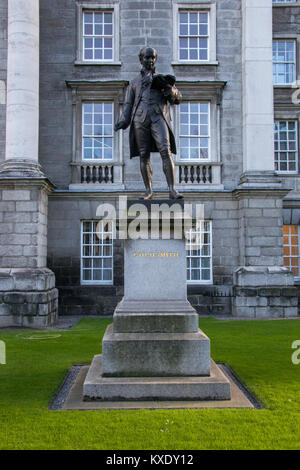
[
  {"x1": 272, "y1": 3, "x2": 300, "y2": 193},
  {"x1": 188, "y1": 285, "x2": 232, "y2": 317},
  {"x1": 47, "y1": 195, "x2": 239, "y2": 316},
  {"x1": 0, "y1": 0, "x2": 7, "y2": 163}
]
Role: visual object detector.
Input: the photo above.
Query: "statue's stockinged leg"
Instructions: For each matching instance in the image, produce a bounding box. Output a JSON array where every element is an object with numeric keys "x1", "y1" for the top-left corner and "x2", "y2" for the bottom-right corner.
[
  {"x1": 160, "y1": 149, "x2": 183, "y2": 199},
  {"x1": 140, "y1": 154, "x2": 153, "y2": 200}
]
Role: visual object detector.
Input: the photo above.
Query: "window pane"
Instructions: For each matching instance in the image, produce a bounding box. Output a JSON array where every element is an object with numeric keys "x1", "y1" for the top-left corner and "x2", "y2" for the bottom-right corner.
[
  {"x1": 94, "y1": 13, "x2": 103, "y2": 24},
  {"x1": 104, "y1": 49, "x2": 113, "y2": 59},
  {"x1": 84, "y1": 49, "x2": 93, "y2": 60},
  {"x1": 104, "y1": 24, "x2": 113, "y2": 35},
  {"x1": 104, "y1": 13, "x2": 113, "y2": 23},
  {"x1": 84, "y1": 13, "x2": 93, "y2": 23}
]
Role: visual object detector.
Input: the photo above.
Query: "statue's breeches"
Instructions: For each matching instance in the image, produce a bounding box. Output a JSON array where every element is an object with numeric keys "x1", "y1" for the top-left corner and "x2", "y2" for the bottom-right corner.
[{"x1": 133, "y1": 114, "x2": 171, "y2": 157}]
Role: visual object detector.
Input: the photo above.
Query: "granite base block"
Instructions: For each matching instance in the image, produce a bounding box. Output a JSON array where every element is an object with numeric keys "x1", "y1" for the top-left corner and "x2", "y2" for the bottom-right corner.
[{"x1": 83, "y1": 355, "x2": 231, "y2": 401}]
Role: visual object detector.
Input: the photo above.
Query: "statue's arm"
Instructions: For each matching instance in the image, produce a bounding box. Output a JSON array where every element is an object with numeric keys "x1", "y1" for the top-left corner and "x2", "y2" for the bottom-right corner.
[
  {"x1": 163, "y1": 85, "x2": 182, "y2": 105},
  {"x1": 115, "y1": 84, "x2": 135, "y2": 131}
]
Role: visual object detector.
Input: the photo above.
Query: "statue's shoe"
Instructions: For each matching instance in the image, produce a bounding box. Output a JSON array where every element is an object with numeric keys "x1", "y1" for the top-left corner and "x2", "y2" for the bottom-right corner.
[
  {"x1": 139, "y1": 191, "x2": 153, "y2": 200},
  {"x1": 169, "y1": 190, "x2": 183, "y2": 200}
]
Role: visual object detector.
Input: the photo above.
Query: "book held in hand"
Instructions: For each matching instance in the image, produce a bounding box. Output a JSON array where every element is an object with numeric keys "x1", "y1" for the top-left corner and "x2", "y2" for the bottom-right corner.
[{"x1": 151, "y1": 74, "x2": 176, "y2": 90}]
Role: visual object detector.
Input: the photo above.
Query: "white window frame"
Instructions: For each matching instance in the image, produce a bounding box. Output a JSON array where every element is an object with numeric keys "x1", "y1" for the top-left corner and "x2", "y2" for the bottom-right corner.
[
  {"x1": 81, "y1": 220, "x2": 114, "y2": 285},
  {"x1": 178, "y1": 101, "x2": 211, "y2": 162},
  {"x1": 186, "y1": 220, "x2": 213, "y2": 285},
  {"x1": 82, "y1": 101, "x2": 114, "y2": 161},
  {"x1": 274, "y1": 119, "x2": 298, "y2": 174},
  {"x1": 273, "y1": 0, "x2": 297, "y2": 4},
  {"x1": 75, "y1": 1, "x2": 120, "y2": 65},
  {"x1": 174, "y1": 82, "x2": 222, "y2": 164},
  {"x1": 82, "y1": 10, "x2": 114, "y2": 62},
  {"x1": 273, "y1": 39, "x2": 297, "y2": 85},
  {"x1": 173, "y1": 81, "x2": 225, "y2": 188},
  {"x1": 283, "y1": 225, "x2": 300, "y2": 280},
  {"x1": 172, "y1": 1, "x2": 217, "y2": 65},
  {"x1": 66, "y1": 79, "x2": 127, "y2": 189}
]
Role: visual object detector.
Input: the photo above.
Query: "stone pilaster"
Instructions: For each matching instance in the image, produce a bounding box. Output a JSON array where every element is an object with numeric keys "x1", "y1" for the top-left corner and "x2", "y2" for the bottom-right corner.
[
  {"x1": 232, "y1": 1, "x2": 298, "y2": 317},
  {"x1": 241, "y1": 0, "x2": 274, "y2": 178},
  {"x1": 0, "y1": 0, "x2": 58, "y2": 327}
]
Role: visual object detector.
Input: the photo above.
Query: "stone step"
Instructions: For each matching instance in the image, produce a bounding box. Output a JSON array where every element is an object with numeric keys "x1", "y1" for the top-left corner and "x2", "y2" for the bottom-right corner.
[
  {"x1": 101, "y1": 323, "x2": 210, "y2": 377},
  {"x1": 84, "y1": 355, "x2": 230, "y2": 401},
  {"x1": 114, "y1": 312, "x2": 199, "y2": 333},
  {"x1": 113, "y1": 299, "x2": 198, "y2": 333}
]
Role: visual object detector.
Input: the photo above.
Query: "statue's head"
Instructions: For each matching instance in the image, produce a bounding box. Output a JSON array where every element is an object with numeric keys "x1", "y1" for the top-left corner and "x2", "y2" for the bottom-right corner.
[{"x1": 139, "y1": 47, "x2": 157, "y2": 70}]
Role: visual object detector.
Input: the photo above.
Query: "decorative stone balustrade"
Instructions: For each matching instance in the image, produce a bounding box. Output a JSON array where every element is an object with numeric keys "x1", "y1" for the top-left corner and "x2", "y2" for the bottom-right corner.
[
  {"x1": 179, "y1": 164, "x2": 212, "y2": 184},
  {"x1": 70, "y1": 162, "x2": 124, "y2": 189},
  {"x1": 175, "y1": 162, "x2": 222, "y2": 189},
  {"x1": 81, "y1": 163, "x2": 114, "y2": 184}
]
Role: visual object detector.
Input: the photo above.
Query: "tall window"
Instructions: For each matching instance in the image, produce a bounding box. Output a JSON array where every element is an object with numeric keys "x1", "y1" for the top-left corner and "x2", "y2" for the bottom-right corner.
[
  {"x1": 283, "y1": 225, "x2": 300, "y2": 278},
  {"x1": 83, "y1": 10, "x2": 113, "y2": 61},
  {"x1": 178, "y1": 11, "x2": 209, "y2": 61},
  {"x1": 274, "y1": 120, "x2": 298, "y2": 173},
  {"x1": 82, "y1": 102, "x2": 114, "y2": 161},
  {"x1": 186, "y1": 221, "x2": 212, "y2": 284},
  {"x1": 273, "y1": 40, "x2": 296, "y2": 85},
  {"x1": 179, "y1": 102, "x2": 210, "y2": 160},
  {"x1": 81, "y1": 220, "x2": 113, "y2": 284}
]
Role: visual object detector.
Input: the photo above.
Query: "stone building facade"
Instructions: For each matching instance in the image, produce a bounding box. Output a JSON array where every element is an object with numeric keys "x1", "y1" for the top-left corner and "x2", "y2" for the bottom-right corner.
[{"x1": 0, "y1": 0, "x2": 299, "y2": 326}]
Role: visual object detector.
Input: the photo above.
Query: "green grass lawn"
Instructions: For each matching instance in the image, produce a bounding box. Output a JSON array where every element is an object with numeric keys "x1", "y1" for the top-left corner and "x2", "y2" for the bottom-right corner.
[{"x1": 0, "y1": 317, "x2": 300, "y2": 450}]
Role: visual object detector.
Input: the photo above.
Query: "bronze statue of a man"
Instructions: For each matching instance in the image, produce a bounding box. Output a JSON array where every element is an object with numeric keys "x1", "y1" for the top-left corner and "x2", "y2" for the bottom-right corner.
[{"x1": 114, "y1": 47, "x2": 183, "y2": 200}]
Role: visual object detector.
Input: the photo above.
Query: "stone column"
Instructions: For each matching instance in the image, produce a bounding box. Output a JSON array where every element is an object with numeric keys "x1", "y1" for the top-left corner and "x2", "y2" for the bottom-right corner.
[
  {"x1": 6, "y1": 0, "x2": 39, "y2": 161},
  {"x1": 0, "y1": 0, "x2": 58, "y2": 327},
  {"x1": 1, "y1": 0, "x2": 43, "y2": 177}
]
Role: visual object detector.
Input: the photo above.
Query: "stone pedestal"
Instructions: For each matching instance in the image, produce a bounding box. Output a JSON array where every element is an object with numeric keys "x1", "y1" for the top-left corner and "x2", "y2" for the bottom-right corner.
[
  {"x1": 0, "y1": 268, "x2": 58, "y2": 327},
  {"x1": 84, "y1": 201, "x2": 231, "y2": 401},
  {"x1": 233, "y1": 266, "x2": 298, "y2": 318}
]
